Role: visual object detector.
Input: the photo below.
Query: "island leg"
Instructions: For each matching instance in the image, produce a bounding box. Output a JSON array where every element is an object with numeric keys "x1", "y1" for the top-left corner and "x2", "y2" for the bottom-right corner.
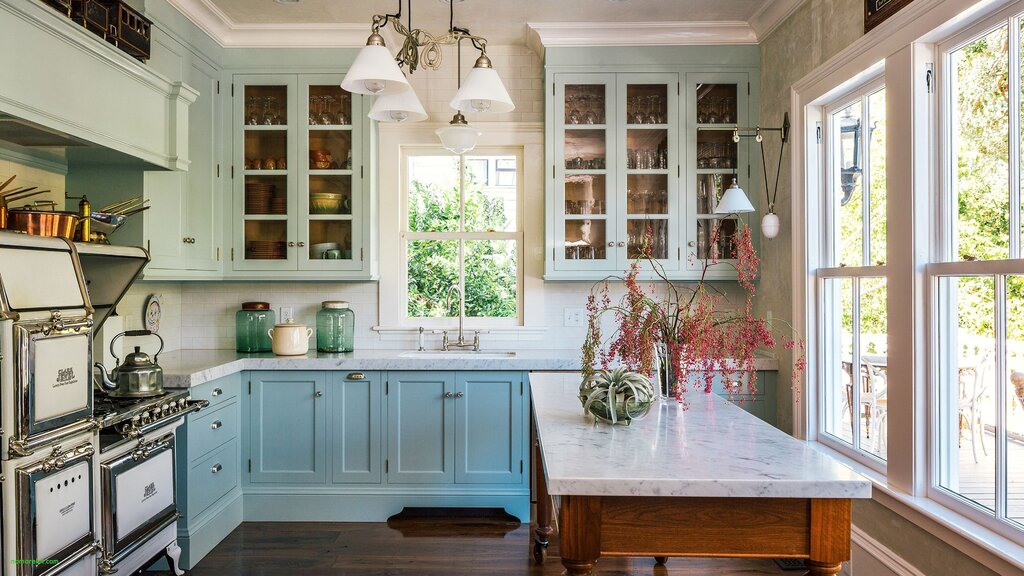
[
  {"x1": 533, "y1": 434, "x2": 554, "y2": 563},
  {"x1": 804, "y1": 499, "x2": 851, "y2": 576},
  {"x1": 560, "y1": 495, "x2": 602, "y2": 576}
]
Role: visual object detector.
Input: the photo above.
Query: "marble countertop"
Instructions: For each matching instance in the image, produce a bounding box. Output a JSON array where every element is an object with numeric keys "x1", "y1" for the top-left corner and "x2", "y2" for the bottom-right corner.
[{"x1": 530, "y1": 372, "x2": 871, "y2": 499}]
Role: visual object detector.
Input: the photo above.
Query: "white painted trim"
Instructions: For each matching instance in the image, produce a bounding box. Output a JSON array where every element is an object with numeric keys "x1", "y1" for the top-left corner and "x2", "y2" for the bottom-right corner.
[
  {"x1": 526, "y1": 21, "x2": 757, "y2": 47},
  {"x1": 851, "y1": 525, "x2": 928, "y2": 576},
  {"x1": 748, "y1": 0, "x2": 807, "y2": 41},
  {"x1": 165, "y1": 0, "x2": 371, "y2": 47}
]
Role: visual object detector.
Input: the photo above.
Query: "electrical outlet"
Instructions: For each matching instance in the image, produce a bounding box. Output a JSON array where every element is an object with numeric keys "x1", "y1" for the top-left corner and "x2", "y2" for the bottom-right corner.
[
  {"x1": 564, "y1": 307, "x2": 584, "y2": 327},
  {"x1": 279, "y1": 306, "x2": 294, "y2": 324}
]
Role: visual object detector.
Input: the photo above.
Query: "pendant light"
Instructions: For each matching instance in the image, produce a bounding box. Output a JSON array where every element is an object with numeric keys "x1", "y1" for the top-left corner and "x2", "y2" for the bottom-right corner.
[
  {"x1": 450, "y1": 55, "x2": 515, "y2": 114},
  {"x1": 341, "y1": 33, "x2": 410, "y2": 96},
  {"x1": 437, "y1": 39, "x2": 481, "y2": 154},
  {"x1": 368, "y1": 88, "x2": 428, "y2": 123},
  {"x1": 715, "y1": 177, "x2": 755, "y2": 214}
]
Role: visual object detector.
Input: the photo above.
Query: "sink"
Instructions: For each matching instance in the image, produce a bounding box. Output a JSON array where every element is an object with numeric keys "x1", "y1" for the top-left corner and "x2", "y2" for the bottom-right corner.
[{"x1": 399, "y1": 350, "x2": 518, "y2": 359}]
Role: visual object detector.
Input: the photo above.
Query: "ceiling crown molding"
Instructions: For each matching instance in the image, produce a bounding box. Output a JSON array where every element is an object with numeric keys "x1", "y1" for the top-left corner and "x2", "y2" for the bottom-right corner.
[
  {"x1": 165, "y1": 0, "x2": 370, "y2": 47},
  {"x1": 527, "y1": 21, "x2": 758, "y2": 47},
  {"x1": 748, "y1": 0, "x2": 806, "y2": 41}
]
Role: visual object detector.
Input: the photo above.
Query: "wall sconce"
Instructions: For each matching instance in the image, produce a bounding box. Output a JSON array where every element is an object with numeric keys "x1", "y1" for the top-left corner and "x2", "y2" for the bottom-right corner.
[{"x1": 718, "y1": 113, "x2": 790, "y2": 238}]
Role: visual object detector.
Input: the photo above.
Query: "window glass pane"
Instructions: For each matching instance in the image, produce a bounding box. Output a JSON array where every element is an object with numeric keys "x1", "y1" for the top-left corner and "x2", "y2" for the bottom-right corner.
[
  {"x1": 952, "y1": 24, "x2": 1010, "y2": 261},
  {"x1": 464, "y1": 155, "x2": 517, "y2": 232},
  {"x1": 860, "y1": 277, "x2": 888, "y2": 460},
  {"x1": 1007, "y1": 275, "x2": 1024, "y2": 525},
  {"x1": 407, "y1": 240, "x2": 459, "y2": 318},
  {"x1": 464, "y1": 240, "x2": 517, "y2": 318},
  {"x1": 823, "y1": 277, "x2": 854, "y2": 445},
  {"x1": 833, "y1": 100, "x2": 865, "y2": 267},
  {"x1": 408, "y1": 155, "x2": 461, "y2": 233},
  {"x1": 938, "y1": 276, "x2": 996, "y2": 513},
  {"x1": 867, "y1": 88, "x2": 887, "y2": 265}
]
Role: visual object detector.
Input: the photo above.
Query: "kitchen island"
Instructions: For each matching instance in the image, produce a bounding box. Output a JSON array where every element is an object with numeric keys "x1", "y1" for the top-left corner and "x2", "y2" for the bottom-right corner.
[{"x1": 530, "y1": 372, "x2": 871, "y2": 576}]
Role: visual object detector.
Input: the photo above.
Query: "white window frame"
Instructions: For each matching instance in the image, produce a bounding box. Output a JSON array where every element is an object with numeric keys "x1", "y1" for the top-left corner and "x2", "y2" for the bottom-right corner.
[{"x1": 399, "y1": 146, "x2": 525, "y2": 329}]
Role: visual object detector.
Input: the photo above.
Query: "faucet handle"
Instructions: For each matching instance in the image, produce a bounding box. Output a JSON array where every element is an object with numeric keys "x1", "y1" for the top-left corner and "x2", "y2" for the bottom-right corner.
[
  {"x1": 441, "y1": 331, "x2": 449, "y2": 351},
  {"x1": 472, "y1": 331, "x2": 480, "y2": 351}
]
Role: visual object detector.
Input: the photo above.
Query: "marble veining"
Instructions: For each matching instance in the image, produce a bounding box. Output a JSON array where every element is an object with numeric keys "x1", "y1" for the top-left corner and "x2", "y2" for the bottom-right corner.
[
  {"x1": 530, "y1": 372, "x2": 871, "y2": 499},
  {"x1": 160, "y1": 349, "x2": 782, "y2": 388}
]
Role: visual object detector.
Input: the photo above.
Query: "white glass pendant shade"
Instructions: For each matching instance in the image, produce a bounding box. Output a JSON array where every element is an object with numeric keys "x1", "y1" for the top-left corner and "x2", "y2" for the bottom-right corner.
[
  {"x1": 341, "y1": 41, "x2": 410, "y2": 96},
  {"x1": 436, "y1": 113, "x2": 481, "y2": 154},
  {"x1": 368, "y1": 89, "x2": 427, "y2": 123},
  {"x1": 449, "y1": 57, "x2": 515, "y2": 114},
  {"x1": 761, "y1": 211, "x2": 780, "y2": 239},
  {"x1": 714, "y1": 178, "x2": 755, "y2": 214}
]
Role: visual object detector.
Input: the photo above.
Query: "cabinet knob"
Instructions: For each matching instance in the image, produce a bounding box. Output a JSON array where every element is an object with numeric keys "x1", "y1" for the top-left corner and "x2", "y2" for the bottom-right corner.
[
  {"x1": 607, "y1": 241, "x2": 615, "y2": 247},
  {"x1": 211, "y1": 388, "x2": 222, "y2": 397},
  {"x1": 210, "y1": 463, "x2": 222, "y2": 474},
  {"x1": 455, "y1": 391, "x2": 464, "y2": 398},
  {"x1": 688, "y1": 241, "x2": 696, "y2": 247},
  {"x1": 210, "y1": 420, "x2": 222, "y2": 430},
  {"x1": 347, "y1": 372, "x2": 365, "y2": 380},
  {"x1": 288, "y1": 241, "x2": 296, "y2": 247},
  {"x1": 297, "y1": 241, "x2": 306, "y2": 247},
  {"x1": 617, "y1": 241, "x2": 626, "y2": 247},
  {"x1": 314, "y1": 390, "x2": 323, "y2": 398},
  {"x1": 444, "y1": 391, "x2": 454, "y2": 398},
  {"x1": 182, "y1": 237, "x2": 189, "y2": 244}
]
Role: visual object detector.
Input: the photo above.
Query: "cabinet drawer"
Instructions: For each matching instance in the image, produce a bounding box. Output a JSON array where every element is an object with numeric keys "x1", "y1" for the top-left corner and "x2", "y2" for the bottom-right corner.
[
  {"x1": 188, "y1": 401, "x2": 239, "y2": 462},
  {"x1": 189, "y1": 439, "x2": 239, "y2": 516},
  {"x1": 191, "y1": 374, "x2": 241, "y2": 408}
]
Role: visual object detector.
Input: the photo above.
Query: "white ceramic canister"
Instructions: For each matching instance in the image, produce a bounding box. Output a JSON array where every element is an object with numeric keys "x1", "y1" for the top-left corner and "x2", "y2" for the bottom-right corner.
[{"x1": 267, "y1": 319, "x2": 313, "y2": 356}]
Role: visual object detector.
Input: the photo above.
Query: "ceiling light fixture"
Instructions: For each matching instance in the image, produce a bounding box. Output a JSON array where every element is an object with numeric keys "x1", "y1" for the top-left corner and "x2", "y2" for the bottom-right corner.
[{"x1": 341, "y1": 0, "x2": 514, "y2": 154}]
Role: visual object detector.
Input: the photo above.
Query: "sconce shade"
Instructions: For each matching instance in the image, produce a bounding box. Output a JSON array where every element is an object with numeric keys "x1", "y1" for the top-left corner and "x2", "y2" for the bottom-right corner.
[
  {"x1": 436, "y1": 113, "x2": 481, "y2": 154},
  {"x1": 368, "y1": 89, "x2": 428, "y2": 123},
  {"x1": 341, "y1": 43, "x2": 411, "y2": 96},
  {"x1": 450, "y1": 59, "x2": 515, "y2": 114},
  {"x1": 715, "y1": 178, "x2": 755, "y2": 214}
]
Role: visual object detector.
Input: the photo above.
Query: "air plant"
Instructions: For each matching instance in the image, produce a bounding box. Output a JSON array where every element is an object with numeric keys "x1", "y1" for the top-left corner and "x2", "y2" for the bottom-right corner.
[{"x1": 578, "y1": 366, "x2": 654, "y2": 425}]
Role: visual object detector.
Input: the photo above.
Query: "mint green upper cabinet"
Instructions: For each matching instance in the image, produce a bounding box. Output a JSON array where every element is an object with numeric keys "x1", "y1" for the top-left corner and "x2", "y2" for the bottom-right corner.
[
  {"x1": 454, "y1": 372, "x2": 524, "y2": 485},
  {"x1": 184, "y1": 58, "x2": 221, "y2": 272},
  {"x1": 548, "y1": 72, "x2": 680, "y2": 279},
  {"x1": 331, "y1": 371, "x2": 382, "y2": 484},
  {"x1": 386, "y1": 371, "x2": 455, "y2": 484},
  {"x1": 249, "y1": 371, "x2": 327, "y2": 484},
  {"x1": 230, "y1": 74, "x2": 370, "y2": 279}
]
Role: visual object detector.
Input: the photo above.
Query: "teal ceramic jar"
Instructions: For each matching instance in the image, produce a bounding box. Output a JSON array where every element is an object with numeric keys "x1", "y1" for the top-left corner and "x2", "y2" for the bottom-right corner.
[
  {"x1": 317, "y1": 301, "x2": 355, "y2": 352},
  {"x1": 236, "y1": 302, "x2": 275, "y2": 352}
]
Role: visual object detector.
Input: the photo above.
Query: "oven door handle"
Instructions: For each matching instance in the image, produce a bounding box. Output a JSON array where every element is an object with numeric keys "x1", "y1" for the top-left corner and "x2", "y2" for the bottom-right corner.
[
  {"x1": 131, "y1": 432, "x2": 175, "y2": 462},
  {"x1": 42, "y1": 315, "x2": 94, "y2": 335}
]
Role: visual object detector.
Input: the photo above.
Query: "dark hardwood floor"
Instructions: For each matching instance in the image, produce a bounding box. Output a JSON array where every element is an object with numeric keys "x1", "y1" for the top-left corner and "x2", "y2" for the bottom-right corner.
[{"x1": 156, "y1": 510, "x2": 793, "y2": 575}]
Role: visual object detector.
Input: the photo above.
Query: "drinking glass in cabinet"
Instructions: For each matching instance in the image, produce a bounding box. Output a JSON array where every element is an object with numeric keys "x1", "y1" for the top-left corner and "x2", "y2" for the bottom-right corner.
[
  {"x1": 309, "y1": 86, "x2": 352, "y2": 125},
  {"x1": 696, "y1": 84, "x2": 737, "y2": 125},
  {"x1": 565, "y1": 85, "x2": 606, "y2": 125},
  {"x1": 565, "y1": 174, "x2": 606, "y2": 215},
  {"x1": 696, "y1": 174, "x2": 727, "y2": 214},
  {"x1": 627, "y1": 219, "x2": 668, "y2": 259},
  {"x1": 564, "y1": 219, "x2": 606, "y2": 260},
  {"x1": 626, "y1": 84, "x2": 667, "y2": 124},
  {"x1": 245, "y1": 85, "x2": 287, "y2": 126},
  {"x1": 564, "y1": 130, "x2": 606, "y2": 170},
  {"x1": 696, "y1": 132, "x2": 736, "y2": 169},
  {"x1": 626, "y1": 129, "x2": 668, "y2": 169},
  {"x1": 626, "y1": 174, "x2": 668, "y2": 215},
  {"x1": 696, "y1": 218, "x2": 738, "y2": 260}
]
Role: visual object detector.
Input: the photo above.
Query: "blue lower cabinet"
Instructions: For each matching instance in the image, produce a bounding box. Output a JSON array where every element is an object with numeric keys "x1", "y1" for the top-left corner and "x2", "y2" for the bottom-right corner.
[
  {"x1": 386, "y1": 371, "x2": 455, "y2": 484},
  {"x1": 331, "y1": 371, "x2": 382, "y2": 484},
  {"x1": 249, "y1": 371, "x2": 327, "y2": 484},
  {"x1": 455, "y1": 372, "x2": 525, "y2": 485},
  {"x1": 685, "y1": 370, "x2": 777, "y2": 426}
]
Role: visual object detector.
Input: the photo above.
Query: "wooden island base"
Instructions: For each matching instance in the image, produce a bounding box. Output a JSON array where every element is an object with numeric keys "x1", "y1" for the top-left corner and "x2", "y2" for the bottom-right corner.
[{"x1": 533, "y1": 444, "x2": 851, "y2": 576}]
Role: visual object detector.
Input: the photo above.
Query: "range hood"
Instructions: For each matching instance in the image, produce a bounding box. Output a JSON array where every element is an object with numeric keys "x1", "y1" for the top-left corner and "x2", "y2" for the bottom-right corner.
[{"x1": 74, "y1": 242, "x2": 149, "y2": 334}]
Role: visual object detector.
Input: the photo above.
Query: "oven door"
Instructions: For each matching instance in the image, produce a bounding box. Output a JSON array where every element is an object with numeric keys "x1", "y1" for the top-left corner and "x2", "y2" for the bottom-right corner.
[
  {"x1": 11, "y1": 317, "x2": 95, "y2": 457},
  {"x1": 100, "y1": 432, "x2": 178, "y2": 567},
  {"x1": 14, "y1": 441, "x2": 97, "y2": 576}
]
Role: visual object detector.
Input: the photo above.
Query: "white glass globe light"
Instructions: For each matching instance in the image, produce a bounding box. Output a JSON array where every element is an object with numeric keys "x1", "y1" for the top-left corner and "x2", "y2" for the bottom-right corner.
[
  {"x1": 436, "y1": 113, "x2": 481, "y2": 155},
  {"x1": 761, "y1": 211, "x2": 780, "y2": 239}
]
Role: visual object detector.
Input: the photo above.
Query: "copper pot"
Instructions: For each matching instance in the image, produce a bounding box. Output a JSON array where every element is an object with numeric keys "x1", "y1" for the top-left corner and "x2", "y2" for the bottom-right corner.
[{"x1": 6, "y1": 208, "x2": 82, "y2": 239}]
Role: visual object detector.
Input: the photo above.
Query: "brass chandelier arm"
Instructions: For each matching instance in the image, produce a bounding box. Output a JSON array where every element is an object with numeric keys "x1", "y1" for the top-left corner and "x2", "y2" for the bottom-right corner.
[{"x1": 368, "y1": 12, "x2": 489, "y2": 76}]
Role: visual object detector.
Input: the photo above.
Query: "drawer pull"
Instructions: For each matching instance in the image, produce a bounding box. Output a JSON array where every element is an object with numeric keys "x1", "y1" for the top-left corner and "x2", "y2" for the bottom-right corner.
[
  {"x1": 347, "y1": 372, "x2": 365, "y2": 380},
  {"x1": 211, "y1": 463, "x2": 222, "y2": 474},
  {"x1": 315, "y1": 391, "x2": 323, "y2": 398},
  {"x1": 444, "y1": 391, "x2": 454, "y2": 398},
  {"x1": 211, "y1": 388, "x2": 223, "y2": 397},
  {"x1": 210, "y1": 420, "x2": 222, "y2": 430},
  {"x1": 455, "y1": 391, "x2": 464, "y2": 398},
  {"x1": 726, "y1": 381, "x2": 742, "y2": 391}
]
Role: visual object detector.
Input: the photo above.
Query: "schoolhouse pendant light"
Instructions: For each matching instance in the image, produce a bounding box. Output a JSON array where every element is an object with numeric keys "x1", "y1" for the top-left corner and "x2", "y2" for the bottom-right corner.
[
  {"x1": 341, "y1": 0, "x2": 514, "y2": 139},
  {"x1": 715, "y1": 178, "x2": 755, "y2": 214}
]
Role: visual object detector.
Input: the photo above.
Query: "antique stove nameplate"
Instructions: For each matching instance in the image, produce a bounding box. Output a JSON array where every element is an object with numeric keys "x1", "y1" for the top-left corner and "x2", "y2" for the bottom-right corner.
[{"x1": 32, "y1": 332, "x2": 90, "y2": 423}]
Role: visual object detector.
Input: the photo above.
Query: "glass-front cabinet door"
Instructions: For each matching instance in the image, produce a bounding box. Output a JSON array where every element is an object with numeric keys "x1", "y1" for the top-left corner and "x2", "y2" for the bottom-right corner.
[
  {"x1": 685, "y1": 72, "x2": 751, "y2": 276},
  {"x1": 553, "y1": 74, "x2": 616, "y2": 271},
  {"x1": 299, "y1": 75, "x2": 363, "y2": 271},
  {"x1": 234, "y1": 75, "x2": 296, "y2": 271},
  {"x1": 551, "y1": 72, "x2": 678, "y2": 275},
  {"x1": 232, "y1": 74, "x2": 366, "y2": 275}
]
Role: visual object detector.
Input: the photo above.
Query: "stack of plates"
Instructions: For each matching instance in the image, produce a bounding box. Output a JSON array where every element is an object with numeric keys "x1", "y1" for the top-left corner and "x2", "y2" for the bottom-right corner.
[
  {"x1": 245, "y1": 182, "x2": 275, "y2": 214},
  {"x1": 245, "y1": 240, "x2": 286, "y2": 260},
  {"x1": 270, "y1": 195, "x2": 287, "y2": 215}
]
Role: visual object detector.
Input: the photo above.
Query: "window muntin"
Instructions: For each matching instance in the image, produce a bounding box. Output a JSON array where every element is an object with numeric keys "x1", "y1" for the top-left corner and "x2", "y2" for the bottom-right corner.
[{"x1": 403, "y1": 151, "x2": 522, "y2": 324}]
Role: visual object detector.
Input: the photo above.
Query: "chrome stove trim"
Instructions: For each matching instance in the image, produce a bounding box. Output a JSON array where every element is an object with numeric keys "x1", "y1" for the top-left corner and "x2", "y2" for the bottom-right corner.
[
  {"x1": 14, "y1": 441, "x2": 96, "y2": 576},
  {"x1": 36, "y1": 542, "x2": 102, "y2": 576},
  {"x1": 100, "y1": 432, "x2": 177, "y2": 567}
]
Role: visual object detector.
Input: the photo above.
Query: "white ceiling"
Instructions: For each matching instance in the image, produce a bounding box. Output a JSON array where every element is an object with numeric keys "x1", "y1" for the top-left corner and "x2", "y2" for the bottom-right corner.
[{"x1": 167, "y1": 0, "x2": 804, "y2": 48}]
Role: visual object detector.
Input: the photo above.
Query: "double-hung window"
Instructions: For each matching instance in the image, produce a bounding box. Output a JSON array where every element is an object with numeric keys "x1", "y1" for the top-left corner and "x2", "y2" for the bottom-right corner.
[
  {"x1": 931, "y1": 11, "x2": 1024, "y2": 533},
  {"x1": 402, "y1": 149, "x2": 524, "y2": 327},
  {"x1": 819, "y1": 78, "x2": 889, "y2": 465}
]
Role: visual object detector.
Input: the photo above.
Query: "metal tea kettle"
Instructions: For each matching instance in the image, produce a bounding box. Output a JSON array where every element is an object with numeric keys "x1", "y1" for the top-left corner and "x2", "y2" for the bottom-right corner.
[{"x1": 95, "y1": 330, "x2": 165, "y2": 398}]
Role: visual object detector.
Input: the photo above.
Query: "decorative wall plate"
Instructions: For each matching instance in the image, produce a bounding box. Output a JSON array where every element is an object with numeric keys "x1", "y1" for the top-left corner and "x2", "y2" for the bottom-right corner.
[{"x1": 144, "y1": 294, "x2": 161, "y2": 333}]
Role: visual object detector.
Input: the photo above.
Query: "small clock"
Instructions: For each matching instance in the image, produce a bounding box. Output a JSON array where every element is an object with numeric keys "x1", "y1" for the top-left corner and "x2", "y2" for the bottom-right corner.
[{"x1": 144, "y1": 294, "x2": 162, "y2": 333}]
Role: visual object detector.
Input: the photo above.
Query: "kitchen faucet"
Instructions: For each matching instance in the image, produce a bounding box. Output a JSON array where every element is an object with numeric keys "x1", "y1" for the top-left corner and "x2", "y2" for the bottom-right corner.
[{"x1": 442, "y1": 284, "x2": 479, "y2": 351}]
